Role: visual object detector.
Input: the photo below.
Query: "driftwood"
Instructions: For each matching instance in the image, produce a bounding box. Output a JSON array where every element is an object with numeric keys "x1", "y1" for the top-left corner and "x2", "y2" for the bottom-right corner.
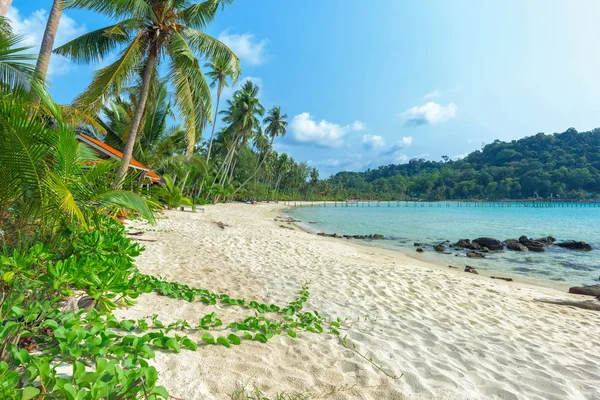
[
  {"x1": 127, "y1": 231, "x2": 145, "y2": 236},
  {"x1": 537, "y1": 299, "x2": 600, "y2": 311},
  {"x1": 279, "y1": 225, "x2": 295, "y2": 230},
  {"x1": 213, "y1": 221, "x2": 229, "y2": 230},
  {"x1": 131, "y1": 238, "x2": 157, "y2": 242},
  {"x1": 491, "y1": 276, "x2": 513, "y2": 282}
]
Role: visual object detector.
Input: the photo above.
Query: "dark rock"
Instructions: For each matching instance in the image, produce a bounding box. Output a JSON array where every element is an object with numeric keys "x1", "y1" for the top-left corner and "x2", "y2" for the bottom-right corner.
[
  {"x1": 453, "y1": 239, "x2": 471, "y2": 248},
  {"x1": 373, "y1": 234, "x2": 384, "y2": 239},
  {"x1": 332, "y1": 233, "x2": 340, "y2": 238},
  {"x1": 467, "y1": 252, "x2": 485, "y2": 258},
  {"x1": 448, "y1": 265, "x2": 458, "y2": 269},
  {"x1": 468, "y1": 242, "x2": 482, "y2": 250},
  {"x1": 317, "y1": 232, "x2": 326, "y2": 236},
  {"x1": 568, "y1": 284, "x2": 600, "y2": 296},
  {"x1": 518, "y1": 236, "x2": 545, "y2": 252},
  {"x1": 433, "y1": 244, "x2": 446, "y2": 253},
  {"x1": 416, "y1": 248, "x2": 424, "y2": 253},
  {"x1": 505, "y1": 239, "x2": 529, "y2": 252},
  {"x1": 556, "y1": 241, "x2": 592, "y2": 251},
  {"x1": 491, "y1": 276, "x2": 514, "y2": 282},
  {"x1": 465, "y1": 265, "x2": 479, "y2": 274},
  {"x1": 535, "y1": 236, "x2": 556, "y2": 245},
  {"x1": 414, "y1": 242, "x2": 424, "y2": 247},
  {"x1": 472, "y1": 237, "x2": 504, "y2": 251},
  {"x1": 537, "y1": 299, "x2": 600, "y2": 311}
]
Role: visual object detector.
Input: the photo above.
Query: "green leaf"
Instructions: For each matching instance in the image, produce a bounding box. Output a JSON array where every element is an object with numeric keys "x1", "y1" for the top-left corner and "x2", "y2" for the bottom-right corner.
[
  {"x1": 21, "y1": 387, "x2": 40, "y2": 400},
  {"x1": 216, "y1": 336, "x2": 231, "y2": 348},
  {"x1": 227, "y1": 334, "x2": 241, "y2": 345},
  {"x1": 151, "y1": 386, "x2": 170, "y2": 399},
  {"x1": 254, "y1": 333, "x2": 268, "y2": 343},
  {"x1": 201, "y1": 334, "x2": 215, "y2": 345},
  {"x1": 287, "y1": 330, "x2": 296, "y2": 338},
  {"x1": 181, "y1": 337, "x2": 197, "y2": 351},
  {"x1": 2, "y1": 271, "x2": 15, "y2": 283},
  {"x1": 284, "y1": 307, "x2": 295, "y2": 316}
]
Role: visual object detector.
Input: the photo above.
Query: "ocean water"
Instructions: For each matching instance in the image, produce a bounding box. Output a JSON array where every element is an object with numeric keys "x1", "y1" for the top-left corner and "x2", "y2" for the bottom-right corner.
[{"x1": 287, "y1": 202, "x2": 600, "y2": 286}]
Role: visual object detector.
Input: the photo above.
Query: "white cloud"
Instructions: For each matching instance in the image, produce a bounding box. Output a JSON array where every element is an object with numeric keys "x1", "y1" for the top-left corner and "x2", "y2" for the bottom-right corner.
[
  {"x1": 381, "y1": 136, "x2": 413, "y2": 156},
  {"x1": 289, "y1": 112, "x2": 365, "y2": 148},
  {"x1": 400, "y1": 102, "x2": 458, "y2": 126},
  {"x1": 424, "y1": 90, "x2": 440, "y2": 99},
  {"x1": 362, "y1": 134, "x2": 385, "y2": 150},
  {"x1": 7, "y1": 6, "x2": 86, "y2": 75},
  {"x1": 218, "y1": 31, "x2": 268, "y2": 66}
]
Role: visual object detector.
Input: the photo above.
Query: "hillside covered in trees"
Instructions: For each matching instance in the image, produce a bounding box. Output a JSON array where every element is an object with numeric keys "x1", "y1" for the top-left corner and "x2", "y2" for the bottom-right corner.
[{"x1": 320, "y1": 128, "x2": 600, "y2": 200}]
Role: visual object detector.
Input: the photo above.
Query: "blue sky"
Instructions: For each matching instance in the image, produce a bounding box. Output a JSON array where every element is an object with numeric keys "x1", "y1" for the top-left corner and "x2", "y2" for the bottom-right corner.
[{"x1": 9, "y1": 0, "x2": 600, "y2": 177}]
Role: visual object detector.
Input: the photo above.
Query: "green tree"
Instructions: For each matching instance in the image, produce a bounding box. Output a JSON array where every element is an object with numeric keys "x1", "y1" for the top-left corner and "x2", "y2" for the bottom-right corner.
[{"x1": 55, "y1": 0, "x2": 240, "y2": 187}]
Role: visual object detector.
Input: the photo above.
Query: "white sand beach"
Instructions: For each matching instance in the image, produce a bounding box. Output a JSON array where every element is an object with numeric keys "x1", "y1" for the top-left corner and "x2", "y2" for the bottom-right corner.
[{"x1": 117, "y1": 203, "x2": 600, "y2": 400}]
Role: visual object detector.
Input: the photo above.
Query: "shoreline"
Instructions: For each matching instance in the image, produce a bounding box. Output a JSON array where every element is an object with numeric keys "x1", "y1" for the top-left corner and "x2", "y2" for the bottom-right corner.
[
  {"x1": 280, "y1": 202, "x2": 583, "y2": 293},
  {"x1": 119, "y1": 203, "x2": 600, "y2": 399}
]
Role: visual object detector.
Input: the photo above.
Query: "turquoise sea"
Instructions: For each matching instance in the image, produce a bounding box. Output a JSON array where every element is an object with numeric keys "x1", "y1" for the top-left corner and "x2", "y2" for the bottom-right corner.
[{"x1": 287, "y1": 202, "x2": 600, "y2": 286}]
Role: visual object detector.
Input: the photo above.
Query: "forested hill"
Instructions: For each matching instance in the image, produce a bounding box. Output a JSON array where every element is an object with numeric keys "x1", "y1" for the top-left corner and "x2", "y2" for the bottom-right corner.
[{"x1": 327, "y1": 128, "x2": 600, "y2": 200}]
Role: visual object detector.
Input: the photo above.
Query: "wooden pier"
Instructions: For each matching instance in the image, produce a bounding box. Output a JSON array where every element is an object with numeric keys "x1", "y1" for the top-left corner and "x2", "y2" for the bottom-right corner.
[{"x1": 281, "y1": 200, "x2": 600, "y2": 208}]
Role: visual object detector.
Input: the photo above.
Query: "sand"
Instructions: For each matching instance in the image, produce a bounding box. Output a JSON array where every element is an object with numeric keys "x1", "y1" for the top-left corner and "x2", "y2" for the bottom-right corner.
[{"x1": 117, "y1": 203, "x2": 600, "y2": 400}]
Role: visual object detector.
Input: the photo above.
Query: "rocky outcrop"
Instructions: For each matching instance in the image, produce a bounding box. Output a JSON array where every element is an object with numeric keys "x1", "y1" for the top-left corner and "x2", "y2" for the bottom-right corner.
[
  {"x1": 535, "y1": 236, "x2": 556, "y2": 245},
  {"x1": 557, "y1": 241, "x2": 592, "y2": 251},
  {"x1": 416, "y1": 248, "x2": 424, "y2": 253},
  {"x1": 453, "y1": 239, "x2": 470, "y2": 248},
  {"x1": 433, "y1": 244, "x2": 446, "y2": 252},
  {"x1": 568, "y1": 284, "x2": 600, "y2": 296},
  {"x1": 504, "y1": 239, "x2": 528, "y2": 252},
  {"x1": 472, "y1": 237, "x2": 504, "y2": 251},
  {"x1": 468, "y1": 242, "x2": 482, "y2": 250},
  {"x1": 518, "y1": 236, "x2": 545, "y2": 252}
]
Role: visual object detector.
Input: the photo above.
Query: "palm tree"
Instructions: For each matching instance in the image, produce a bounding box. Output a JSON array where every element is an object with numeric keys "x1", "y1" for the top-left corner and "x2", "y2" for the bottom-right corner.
[
  {"x1": 0, "y1": 68, "x2": 155, "y2": 242},
  {"x1": 215, "y1": 81, "x2": 264, "y2": 187},
  {"x1": 55, "y1": 0, "x2": 240, "y2": 187},
  {"x1": 0, "y1": 18, "x2": 36, "y2": 93},
  {"x1": 33, "y1": 0, "x2": 63, "y2": 85},
  {"x1": 204, "y1": 56, "x2": 238, "y2": 164},
  {"x1": 231, "y1": 106, "x2": 287, "y2": 197}
]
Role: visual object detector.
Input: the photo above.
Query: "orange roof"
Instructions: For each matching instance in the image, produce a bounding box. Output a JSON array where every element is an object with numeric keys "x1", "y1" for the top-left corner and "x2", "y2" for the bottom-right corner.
[{"x1": 76, "y1": 132, "x2": 161, "y2": 182}]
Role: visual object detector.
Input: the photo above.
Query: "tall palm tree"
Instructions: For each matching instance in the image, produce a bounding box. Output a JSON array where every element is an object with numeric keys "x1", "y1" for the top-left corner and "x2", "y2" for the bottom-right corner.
[
  {"x1": 204, "y1": 56, "x2": 238, "y2": 164},
  {"x1": 55, "y1": 0, "x2": 240, "y2": 187},
  {"x1": 216, "y1": 80, "x2": 264, "y2": 186},
  {"x1": 33, "y1": 0, "x2": 62, "y2": 85},
  {"x1": 231, "y1": 105, "x2": 287, "y2": 197}
]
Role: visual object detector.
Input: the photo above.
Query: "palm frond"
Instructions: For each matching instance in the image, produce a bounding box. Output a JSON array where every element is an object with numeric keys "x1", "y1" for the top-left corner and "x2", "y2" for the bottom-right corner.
[{"x1": 54, "y1": 20, "x2": 137, "y2": 64}]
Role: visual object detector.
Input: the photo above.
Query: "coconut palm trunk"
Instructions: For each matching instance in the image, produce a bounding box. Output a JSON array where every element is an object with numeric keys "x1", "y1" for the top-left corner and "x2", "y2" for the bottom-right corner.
[
  {"x1": 0, "y1": 0, "x2": 11, "y2": 17},
  {"x1": 34, "y1": 0, "x2": 62, "y2": 83},
  {"x1": 115, "y1": 48, "x2": 157, "y2": 188},
  {"x1": 205, "y1": 83, "x2": 222, "y2": 164}
]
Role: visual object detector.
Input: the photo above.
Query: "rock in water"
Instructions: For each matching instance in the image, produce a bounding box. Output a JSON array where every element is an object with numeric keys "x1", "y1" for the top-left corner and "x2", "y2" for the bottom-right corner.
[
  {"x1": 416, "y1": 248, "x2": 424, "y2": 253},
  {"x1": 414, "y1": 242, "x2": 423, "y2": 247},
  {"x1": 472, "y1": 237, "x2": 504, "y2": 251},
  {"x1": 465, "y1": 265, "x2": 479, "y2": 274},
  {"x1": 468, "y1": 242, "x2": 482, "y2": 250},
  {"x1": 518, "y1": 236, "x2": 545, "y2": 252},
  {"x1": 535, "y1": 236, "x2": 556, "y2": 245},
  {"x1": 453, "y1": 239, "x2": 471, "y2": 248},
  {"x1": 504, "y1": 239, "x2": 529, "y2": 252},
  {"x1": 556, "y1": 241, "x2": 593, "y2": 251},
  {"x1": 433, "y1": 244, "x2": 446, "y2": 252},
  {"x1": 568, "y1": 284, "x2": 600, "y2": 296},
  {"x1": 467, "y1": 252, "x2": 485, "y2": 258}
]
